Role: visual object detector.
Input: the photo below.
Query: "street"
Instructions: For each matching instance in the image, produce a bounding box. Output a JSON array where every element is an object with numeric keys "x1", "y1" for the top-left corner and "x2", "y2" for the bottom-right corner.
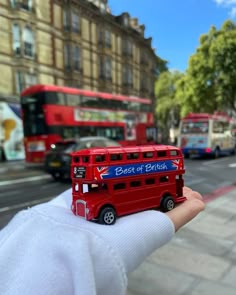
[{"x1": 0, "y1": 154, "x2": 236, "y2": 229}]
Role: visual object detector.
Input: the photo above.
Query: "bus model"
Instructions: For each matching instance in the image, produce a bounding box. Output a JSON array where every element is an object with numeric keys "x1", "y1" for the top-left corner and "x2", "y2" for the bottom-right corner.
[
  {"x1": 20, "y1": 84, "x2": 157, "y2": 164},
  {"x1": 71, "y1": 145, "x2": 186, "y2": 225},
  {"x1": 178, "y1": 112, "x2": 236, "y2": 158}
]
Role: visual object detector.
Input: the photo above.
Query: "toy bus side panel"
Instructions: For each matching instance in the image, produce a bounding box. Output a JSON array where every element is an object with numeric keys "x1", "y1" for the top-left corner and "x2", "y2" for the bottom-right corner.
[{"x1": 109, "y1": 174, "x2": 178, "y2": 217}]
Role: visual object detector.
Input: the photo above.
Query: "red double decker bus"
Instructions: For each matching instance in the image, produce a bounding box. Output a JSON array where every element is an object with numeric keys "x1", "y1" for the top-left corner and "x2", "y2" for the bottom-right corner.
[
  {"x1": 20, "y1": 84, "x2": 156, "y2": 163},
  {"x1": 71, "y1": 145, "x2": 186, "y2": 225}
]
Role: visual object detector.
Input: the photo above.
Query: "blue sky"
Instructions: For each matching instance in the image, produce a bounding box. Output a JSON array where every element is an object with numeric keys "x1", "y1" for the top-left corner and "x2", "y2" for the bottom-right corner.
[{"x1": 109, "y1": 0, "x2": 236, "y2": 72}]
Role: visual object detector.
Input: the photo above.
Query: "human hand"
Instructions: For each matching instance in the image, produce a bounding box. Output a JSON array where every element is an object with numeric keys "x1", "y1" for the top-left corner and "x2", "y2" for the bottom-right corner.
[{"x1": 166, "y1": 186, "x2": 205, "y2": 232}]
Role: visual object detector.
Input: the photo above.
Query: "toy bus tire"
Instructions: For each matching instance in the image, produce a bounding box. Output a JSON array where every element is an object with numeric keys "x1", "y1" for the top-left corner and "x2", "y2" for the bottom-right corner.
[
  {"x1": 184, "y1": 153, "x2": 189, "y2": 159},
  {"x1": 98, "y1": 207, "x2": 116, "y2": 225},
  {"x1": 160, "y1": 196, "x2": 175, "y2": 212}
]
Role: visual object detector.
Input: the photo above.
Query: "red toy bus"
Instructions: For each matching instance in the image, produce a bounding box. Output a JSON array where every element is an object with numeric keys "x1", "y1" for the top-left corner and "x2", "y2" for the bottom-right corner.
[
  {"x1": 20, "y1": 84, "x2": 156, "y2": 163},
  {"x1": 71, "y1": 145, "x2": 186, "y2": 225}
]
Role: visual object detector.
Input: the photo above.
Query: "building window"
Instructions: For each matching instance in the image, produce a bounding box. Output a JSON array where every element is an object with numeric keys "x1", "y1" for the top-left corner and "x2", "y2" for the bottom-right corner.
[
  {"x1": 11, "y1": 0, "x2": 32, "y2": 11},
  {"x1": 98, "y1": 28, "x2": 111, "y2": 48},
  {"x1": 122, "y1": 39, "x2": 133, "y2": 56},
  {"x1": 73, "y1": 46, "x2": 81, "y2": 71},
  {"x1": 12, "y1": 24, "x2": 35, "y2": 58},
  {"x1": 64, "y1": 44, "x2": 71, "y2": 69},
  {"x1": 21, "y1": 0, "x2": 32, "y2": 11},
  {"x1": 23, "y1": 26, "x2": 34, "y2": 57},
  {"x1": 71, "y1": 12, "x2": 80, "y2": 33},
  {"x1": 63, "y1": 9, "x2": 70, "y2": 31},
  {"x1": 64, "y1": 44, "x2": 82, "y2": 71},
  {"x1": 15, "y1": 71, "x2": 37, "y2": 94},
  {"x1": 104, "y1": 30, "x2": 111, "y2": 47},
  {"x1": 99, "y1": 56, "x2": 112, "y2": 79},
  {"x1": 63, "y1": 9, "x2": 80, "y2": 33},
  {"x1": 140, "y1": 74, "x2": 149, "y2": 91},
  {"x1": 12, "y1": 24, "x2": 21, "y2": 55},
  {"x1": 122, "y1": 65, "x2": 133, "y2": 86}
]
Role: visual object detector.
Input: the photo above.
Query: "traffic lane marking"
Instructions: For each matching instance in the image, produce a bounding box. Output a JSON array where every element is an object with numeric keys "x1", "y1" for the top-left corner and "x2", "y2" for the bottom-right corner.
[
  {"x1": 0, "y1": 196, "x2": 53, "y2": 213},
  {"x1": 229, "y1": 163, "x2": 236, "y2": 167},
  {"x1": 0, "y1": 175, "x2": 51, "y2": 187}
]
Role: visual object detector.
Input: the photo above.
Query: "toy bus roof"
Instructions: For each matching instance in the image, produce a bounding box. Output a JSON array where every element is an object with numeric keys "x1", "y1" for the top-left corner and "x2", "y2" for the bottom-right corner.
[
  {"x1": 71, "y1": 145, "x2": 180, "y2": 156},
  {"x1": 182, "y1": 112, "x2": 233, "y2": 122},
  {"x1": 20, "y1": 84, "x2": 151, "y2": 104}
]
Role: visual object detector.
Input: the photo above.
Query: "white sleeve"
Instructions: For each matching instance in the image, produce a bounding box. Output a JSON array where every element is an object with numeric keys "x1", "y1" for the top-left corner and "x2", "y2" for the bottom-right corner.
[{"x1": 0, "y1": 189, "x2": 175, "y2": 295}]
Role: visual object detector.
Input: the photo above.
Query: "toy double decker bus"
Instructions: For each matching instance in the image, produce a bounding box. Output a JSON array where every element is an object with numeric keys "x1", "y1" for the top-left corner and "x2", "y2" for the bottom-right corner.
[{"x1": 71, "y1": 145, "x2": 186, "y2": 225}]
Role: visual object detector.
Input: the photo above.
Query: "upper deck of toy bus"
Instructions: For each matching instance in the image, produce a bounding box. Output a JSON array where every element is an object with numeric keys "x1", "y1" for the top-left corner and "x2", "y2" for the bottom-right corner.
[
  {"x1": 71, "y1": 144, "x2": 183, "y2": 161},
  {"x1": 71, "y1": 145, "x2": 185, "y2": 181}
]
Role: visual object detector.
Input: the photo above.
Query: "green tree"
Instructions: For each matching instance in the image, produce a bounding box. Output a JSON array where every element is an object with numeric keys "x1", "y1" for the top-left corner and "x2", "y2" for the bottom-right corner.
[
  {"x1": 155, "y1": 71, "x2": 183, "y2": 142},
  {"x1": 178, "y1": 20, "x2": 236, "y2": 117}
]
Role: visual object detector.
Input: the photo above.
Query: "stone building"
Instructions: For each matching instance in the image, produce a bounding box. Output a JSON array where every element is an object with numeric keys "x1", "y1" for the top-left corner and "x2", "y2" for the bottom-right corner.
[{"x1": 0, "y1": 0, "x2": 158, "y2": 104}]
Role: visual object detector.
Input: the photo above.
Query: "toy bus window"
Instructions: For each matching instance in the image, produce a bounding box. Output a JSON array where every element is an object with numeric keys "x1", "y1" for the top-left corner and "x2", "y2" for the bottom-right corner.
[
  {"x1": 74, "y1": 156, "x2": 80, "y2": 163},
  {"x1": 83, "y1": 184, "x2": 89, "y2": 193},
  {"x1": 157, "y1": 151, "x2": 167, "y2": 157},
  {"x1": 160, "y1": 176, "x2": 169, "y2": 183},
  {"x1": 143, "y1": 152, "x2": 153, "y2": 158},
  {"x1": 113, "y1": 183, "x2": 126, "y2": 190},
  {"x1": 96, "y1": 155, "x2": 105, "y2": 162},
  {"x1": 170, "y1": 150, "x2": 178, "y2": 156},
  {"x1": 145, "y1": 178, "x2": 155, "y2": 185},
  {"x1": 110, "y1": 154, "x2": 122, "y2": 161},
  {"x1": 82, "y1": 156, "x2": 89, "y2": 163},
  {"x1": 127, "y1": 152, "x2": 139, "y2": 160},
  {"x1": 75, "y1": 183, "x2": 79, "y2": 192},
  {"x1": 130, "y1": 180, "x2": 141, "y2": 187},
  {"x1": 101, "y1": 183, "x2": 108, "y2": 190}
]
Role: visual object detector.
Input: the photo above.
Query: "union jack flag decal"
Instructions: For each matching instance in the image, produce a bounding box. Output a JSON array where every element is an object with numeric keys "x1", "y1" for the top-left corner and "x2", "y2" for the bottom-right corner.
[
  {"x1": 172, "y1": 159, "x2": 183, "y2": 170},
  {"x1": 94, "y1": 166, "x2": 109, "y2": 180}
]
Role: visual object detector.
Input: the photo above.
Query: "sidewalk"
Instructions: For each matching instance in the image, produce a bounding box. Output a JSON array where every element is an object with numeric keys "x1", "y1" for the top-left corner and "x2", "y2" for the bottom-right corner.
[{"x1": 127, "y1": 187, "x2": 236, "y2": 295}]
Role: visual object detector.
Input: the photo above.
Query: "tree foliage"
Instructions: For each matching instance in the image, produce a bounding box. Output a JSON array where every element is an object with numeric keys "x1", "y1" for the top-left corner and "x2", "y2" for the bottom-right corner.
[
  {"x1": 177, "y1": 20, "x2": 236, "y2": 117},
  {"x1": 155, "y1": 71, "x2": 183, "y2": 139}
]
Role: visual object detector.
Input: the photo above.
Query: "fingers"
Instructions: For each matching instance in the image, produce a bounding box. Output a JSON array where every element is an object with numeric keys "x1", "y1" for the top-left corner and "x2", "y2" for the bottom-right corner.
[
  {"x1": 166, "y1": 187, "x2": 205, "y2": 232},
  {"x1": 183, "y1": 186, "x2": 203, "y2": 201}
]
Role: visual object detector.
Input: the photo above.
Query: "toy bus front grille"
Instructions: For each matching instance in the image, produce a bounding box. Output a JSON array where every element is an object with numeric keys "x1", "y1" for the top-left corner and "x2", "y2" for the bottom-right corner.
[{"x1": 75, "y1": 200, "x2": 86, "y2": 218}]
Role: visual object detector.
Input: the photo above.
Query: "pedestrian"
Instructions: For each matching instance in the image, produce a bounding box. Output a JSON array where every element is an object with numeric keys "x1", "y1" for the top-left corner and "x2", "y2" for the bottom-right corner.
[{"x1": 0, "y1": 186, "x2": 204, "y2": 295}]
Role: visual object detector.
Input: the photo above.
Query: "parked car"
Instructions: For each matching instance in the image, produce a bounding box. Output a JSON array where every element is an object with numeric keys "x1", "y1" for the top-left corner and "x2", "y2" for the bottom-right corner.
[{"x1": 44, "y1": 136, "x2": 121, "y2": 180}]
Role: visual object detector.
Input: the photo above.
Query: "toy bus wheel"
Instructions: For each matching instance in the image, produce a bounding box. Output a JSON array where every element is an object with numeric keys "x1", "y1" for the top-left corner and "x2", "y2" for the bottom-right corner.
[
  {"x1": 161, "y1": 196, "x2": 175, "y2": 212},
  {"x1": 98, "y1": 207, "x2": 116, "y2": 225}
]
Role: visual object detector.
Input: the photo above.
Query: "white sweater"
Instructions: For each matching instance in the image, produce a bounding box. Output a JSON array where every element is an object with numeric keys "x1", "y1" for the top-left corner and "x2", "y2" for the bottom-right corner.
[{"x1": 0, "y1": 189, "x2": 175, "y2": 295}]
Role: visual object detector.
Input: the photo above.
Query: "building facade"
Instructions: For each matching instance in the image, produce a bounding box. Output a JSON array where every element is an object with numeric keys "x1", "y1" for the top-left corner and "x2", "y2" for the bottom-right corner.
[{"x1": 0, "y1": 0, "x2": 158, "y2": 103}]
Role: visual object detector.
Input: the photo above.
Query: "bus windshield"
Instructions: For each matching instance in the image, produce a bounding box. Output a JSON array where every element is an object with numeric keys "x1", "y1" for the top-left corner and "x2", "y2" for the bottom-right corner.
[
  {"x1": 21, "y1": 95, "x2": 47, "y2": 136},
  {"x1": 181, "y1": 121, "x2": 209, "y2": 134}
]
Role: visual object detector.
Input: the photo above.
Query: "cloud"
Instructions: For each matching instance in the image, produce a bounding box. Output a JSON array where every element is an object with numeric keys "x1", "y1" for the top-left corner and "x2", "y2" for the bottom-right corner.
[
  {"x1": 230, "y1": 6, "x2": 236, "y2": 16},
  {"x1": 213, "y1": 0, "x2": 236, "y2": 18},
  {"x1": 214, "y1": 0, "x2": 236, "y2": 4}
]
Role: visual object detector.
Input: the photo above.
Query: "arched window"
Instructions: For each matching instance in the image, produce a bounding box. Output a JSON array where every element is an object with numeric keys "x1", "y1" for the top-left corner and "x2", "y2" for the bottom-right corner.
[
  {"x1": 12, "y1": 24, "x2": 21, "y2": 54},
  {"x1": 23, "y1": 26, "x2": 34, "y2": 57}
]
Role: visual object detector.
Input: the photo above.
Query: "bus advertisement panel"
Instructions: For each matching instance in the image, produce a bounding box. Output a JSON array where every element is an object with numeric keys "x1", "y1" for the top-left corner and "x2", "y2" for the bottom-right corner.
[
  {"x1": 20, "y1": 84, "x2": 157, "y2": 164},
  {"x1": 71, "y1": 145, "x2": 186, "y2": 225},
  {"x1": 0, "y1": 102, "x2": 25, "y2": 161},
  {"x1": 177, "y1": 112, "x2": 236, "y2": 158}
]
